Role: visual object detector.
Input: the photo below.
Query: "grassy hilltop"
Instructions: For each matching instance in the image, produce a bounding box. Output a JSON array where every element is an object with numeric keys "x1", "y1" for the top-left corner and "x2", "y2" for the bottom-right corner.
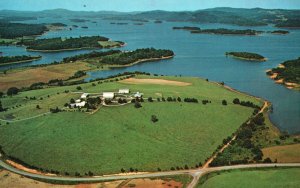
[{"x1": 0, "y1": 75, "x2": 261, "y2": 175}]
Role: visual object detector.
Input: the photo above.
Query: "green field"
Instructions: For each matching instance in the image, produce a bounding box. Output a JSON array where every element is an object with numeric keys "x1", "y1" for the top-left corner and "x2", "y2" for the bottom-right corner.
[
  {"x1": 0, "y1": 75, "x2": 262, "y2": 175},
  {"x1": 197, "y1": 168, "x2": 300, "y2": 188}
]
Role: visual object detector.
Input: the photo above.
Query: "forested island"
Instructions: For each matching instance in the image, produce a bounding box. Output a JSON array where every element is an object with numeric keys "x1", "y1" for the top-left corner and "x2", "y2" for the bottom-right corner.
[
  {"x1": 173, "y1": 26, "x2": 201, "y2": 31},
  {"x1": 191, "y1": 28, "x2": 262, "y2": 35},
  {"x1": 69, "y1": 18, "x2": 89, "y2": 22},
  {"x1": 63, "y1": 48, "x2": 174, "y2": 66},
  {"x1": 270, "y1": 30, "x2": 290, "y2": 34},
  {"x1": 0, "y1": 55, "x2": 42, "y2": 65},
  {"x1": 266, "y1": 57, "x2": 300, "y2": 89},
  {"x1": 22, "y1": 36, "x2": 124, "y2": 52},
  {"x1": 226, "y1": 52, "x2": 266, "y2": 61}
]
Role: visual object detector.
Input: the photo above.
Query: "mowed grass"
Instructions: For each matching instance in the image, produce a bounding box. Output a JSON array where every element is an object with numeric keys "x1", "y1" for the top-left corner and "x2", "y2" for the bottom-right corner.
[
  {"x1": 262, "y1": 144, "x2": 300, "y2": 163},
  {"x1": 0, "y1": 76, "x2": 262, "y2": 175},
  {"x1": 0, "y1": 62, "x2": 92, "y2": 91},
  {"x1": 197, "y1": 168, "x2": 300, "y2": 188}
]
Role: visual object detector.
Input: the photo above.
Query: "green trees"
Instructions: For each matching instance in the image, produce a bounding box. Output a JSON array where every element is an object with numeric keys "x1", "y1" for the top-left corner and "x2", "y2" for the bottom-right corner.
[
  {"x1": 100, "y1": 48, "x2": 174, "y2": 65},
  {"x1": 151, "y1": 115, "x2": 158, "y2": 123},
  {"x1": 226, "y1": 52, "x2": 265, "y2": 60},
  {"x1": 267, "y1": 57, "x2": 300, "y2": 84},
  {"x1": 24, "y1": 36, "x2": 110, "y2": 51},
  {"x1": 0, "y1": 101, "x2": 4, "y2": 112},
  {"x1": 0, "y1": 55, "x2": 41, "y2": 65},
  {"x1": 233, "y1": 98, "x2": 240, "y2": 104},
  {"x1": 148, "y1": 97, "x2": 153, "y2": 102},
  {"x1": 0, "y1": 22, "x2": 47, "y2": 39},
  {"x1": 134, "y1": 102, "x2": 142, "y2": 108},
  {"x1": 222, "y1": 100, "x2": 227, "y2": 105},
  {"x1": 191, "y1": 28, "x2": 262, "y2": 35},
  {"x1": 76, "y1": 86, "x2": 82, "y2": 90},
  {"x1": 7, "y1": 87, "x2": 19, "y2": 96}
]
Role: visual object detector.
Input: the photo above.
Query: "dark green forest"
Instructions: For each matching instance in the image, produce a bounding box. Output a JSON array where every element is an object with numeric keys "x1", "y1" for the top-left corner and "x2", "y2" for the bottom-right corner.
[
  {"x1": 0, "y1": 22, "x2": 48, "y2": 39},
  {"x1": 226, "y1": 52, "x2": 265, "y2": 60},
  {"x1": 63, "y1": 48, "x2": 174, "y2": 65},
  {"x1": 267, "y1": 57, "x2": 300, "y2": 84},
  {"x1": 0, "y1": 55, "x2": 41, "y2": 65},
  {"x1": 191, "y1": 28, "x2": 262, "y2": 35},
  {"x1": 23, "y1": 36, "x2": 110, "y2": 51}
]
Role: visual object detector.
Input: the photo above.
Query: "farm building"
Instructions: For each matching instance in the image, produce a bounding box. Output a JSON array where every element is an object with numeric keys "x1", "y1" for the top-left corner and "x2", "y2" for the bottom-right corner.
[
  {"x1": 103, "y1": 92, "x2": 115, "y2": 99},
  {"x1": 75, "y1": 99, "x2": 81, "y2": 103},
  {"x1": 134, "y1": 92, "x2": 143, "y2": 98},
  {"x1": 118, "y1": 89, "x2": 130, "y2": 94},
  {"x1": 81, "y1": 93, "x2": 89, "y2": 99},
  {"x1": 75, "y1": 101, "x2": 86, "y2": 107}
]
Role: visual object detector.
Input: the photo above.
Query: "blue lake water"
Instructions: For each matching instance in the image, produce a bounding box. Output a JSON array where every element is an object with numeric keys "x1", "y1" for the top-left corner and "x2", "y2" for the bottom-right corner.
[{"x1": 1, "y1": 18, "x2": 299, "y2": 133}]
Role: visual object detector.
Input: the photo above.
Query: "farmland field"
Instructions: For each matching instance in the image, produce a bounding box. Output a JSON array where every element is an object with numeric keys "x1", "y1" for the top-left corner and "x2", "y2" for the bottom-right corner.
[
  {"x1": 262, "y1": 144, "x2": 300, "y2": 163},
  {"x1": 0, "y1": 75, "x2": 262, "y2": 175},
  {"x1": 197, "y1": 168, "x2": 300, "y2": 188},
  {"x1": 0, "y1": 61, "x2": 92, "y2": 91}
]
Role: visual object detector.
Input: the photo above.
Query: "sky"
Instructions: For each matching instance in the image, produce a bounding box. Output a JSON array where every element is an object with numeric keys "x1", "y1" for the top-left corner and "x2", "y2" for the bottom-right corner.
[{"x1": 1, "y1": 0, "x2": 300, "y2": 12}]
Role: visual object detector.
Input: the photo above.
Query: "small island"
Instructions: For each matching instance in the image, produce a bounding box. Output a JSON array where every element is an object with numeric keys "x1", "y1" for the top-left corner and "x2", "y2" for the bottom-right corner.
[
  {"x1": 226, "y1": 52, "x2": 266, "y2": 61},
  {"x1": 270, "y1": 30, "x2": 289, "y2": 34},
  {"x1": 173, "y1": 26, "x2": 263, "y2": 35},
  {"x1": 69, "y1": 18, "x2": 89, "y2": 22},
  {"x1": 266, "y1": 57, "x2": 300, "y2": 90},
  {"x1": 22, "y1": 36, "x2": 124, "y2": 52},
  {"x1": 173, "y1": 26, "x2": 201, "y2": 31},
  {"x1": 0, "y1": 55, "x2": 42, "y2": 65},
  {"x1": 154, "y1": 20, "x2": 162, "y2": 23},
  {"x1": 191, "y1": 28, "x2": 262, "y2": 35}
]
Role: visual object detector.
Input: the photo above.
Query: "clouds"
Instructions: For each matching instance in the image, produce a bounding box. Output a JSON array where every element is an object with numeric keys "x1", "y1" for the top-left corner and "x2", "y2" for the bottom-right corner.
[{"x1": 1, "y1": 0, "x2": 299, "y2": 11}]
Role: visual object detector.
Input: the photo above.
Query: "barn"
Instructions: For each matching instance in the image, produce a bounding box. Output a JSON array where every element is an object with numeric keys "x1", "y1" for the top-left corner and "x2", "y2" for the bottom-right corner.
[{"x1": 103, "y1": 92, "x2": 115, "y2": 99}]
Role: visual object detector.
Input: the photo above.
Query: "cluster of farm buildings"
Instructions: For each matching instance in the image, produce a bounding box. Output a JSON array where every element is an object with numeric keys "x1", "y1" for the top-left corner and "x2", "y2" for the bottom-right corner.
[{"x1": 69, "y1": 89, "x2": 143, "y2": 108}]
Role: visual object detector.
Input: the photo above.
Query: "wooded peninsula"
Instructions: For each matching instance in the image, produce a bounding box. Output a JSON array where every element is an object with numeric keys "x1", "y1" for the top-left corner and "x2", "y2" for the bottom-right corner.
[
  {"x1": 266, "y1": 57, "x2": 300, "y2": 89},
  {"x1": 22, "y1": 36, "x2": 124, "y2": 52},
  {"x1": 0, "y1": 55, "x2": 42, "y2": 65}
]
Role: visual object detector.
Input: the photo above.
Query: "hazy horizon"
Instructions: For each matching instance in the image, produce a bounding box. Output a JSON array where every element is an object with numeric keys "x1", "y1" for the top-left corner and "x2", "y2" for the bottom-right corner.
[{"x1": 1, "y1": 0, "x2": 300, "y2": 12}]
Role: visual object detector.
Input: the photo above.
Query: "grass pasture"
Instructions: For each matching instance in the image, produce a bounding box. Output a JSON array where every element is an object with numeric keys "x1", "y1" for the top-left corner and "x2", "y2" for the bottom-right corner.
[
  {"x1": 197, "y1": 168, "x2": 300, "y2": 188},
  {"x1": 0, "y1": 75, "x2": 262, "y2": 175},
  {"x1": 262, "y1": 143, "x2": 300, "y2": 163},
  {"x1": 0, "y1": 62, "x2": 92, "y2": 91}
]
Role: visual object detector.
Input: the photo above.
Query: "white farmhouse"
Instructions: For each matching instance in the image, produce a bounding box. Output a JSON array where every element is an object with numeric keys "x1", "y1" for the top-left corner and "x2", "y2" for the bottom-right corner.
[
  {"x1": 75, "y1": 101, "x2": 86, "y2": 108},
  {"x1": 134, "y1": 92, "x2": 143, "y2": 98},
  {"x1": 103, "y1": 92, "x2": 115, "y2": 99},
  {"x1": 75, "y1": 99, "x2": 81, "y2": 103},
  {"x1": 81, "y1": 93, "x2": 89, "y2": 99},
  {"x1": 118, "y1": 89, "x2": 130, "y2": 94}
]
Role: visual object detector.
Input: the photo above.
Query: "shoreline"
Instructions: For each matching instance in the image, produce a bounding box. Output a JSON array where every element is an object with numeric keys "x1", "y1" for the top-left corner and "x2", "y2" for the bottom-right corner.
[
  {"x1": 227, "y1": 54, "x2": 267, "y2": 62},
  {"x1": 0, "y1": 56, "x2": 42, "y2": 66},
  {"x1": 108, "y1": 55, "x2": 174, "y2": 69},
  {"x1": 0, "y1": 75, "x2": 283, "y2": 178},
  {"x1": 26, "y1": 44, "x2": 123, "y2": 53},
  {"x1": 266, "y1": 64, "x2": 300, "y2": 90}
]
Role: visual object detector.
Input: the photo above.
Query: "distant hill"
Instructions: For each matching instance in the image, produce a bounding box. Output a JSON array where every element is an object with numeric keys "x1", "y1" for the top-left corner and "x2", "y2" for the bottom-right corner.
[{"x1": 0, "y1": 7, "x2": 300, "y2": 27}]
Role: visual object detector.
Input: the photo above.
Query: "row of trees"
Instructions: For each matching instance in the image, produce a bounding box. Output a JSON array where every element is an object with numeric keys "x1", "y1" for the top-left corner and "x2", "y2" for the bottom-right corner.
[
  {"x1": 0, "y1": 55, "x2": 41, "y2": 65},
  {"x1": 209, "y1": 112, "x2": 267, "y2": 167}
]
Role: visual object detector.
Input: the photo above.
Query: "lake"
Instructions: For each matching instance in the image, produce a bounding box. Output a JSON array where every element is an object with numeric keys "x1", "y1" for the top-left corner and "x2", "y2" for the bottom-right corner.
[{"x1": 1, "y1": 18, "x2": 299, "y2": 134}]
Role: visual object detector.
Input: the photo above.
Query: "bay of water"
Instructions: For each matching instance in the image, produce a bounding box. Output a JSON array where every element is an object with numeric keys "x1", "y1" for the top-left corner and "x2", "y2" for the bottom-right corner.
[{"x1": 1, "y1": 18, "x2": 299, "y2": 133}]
